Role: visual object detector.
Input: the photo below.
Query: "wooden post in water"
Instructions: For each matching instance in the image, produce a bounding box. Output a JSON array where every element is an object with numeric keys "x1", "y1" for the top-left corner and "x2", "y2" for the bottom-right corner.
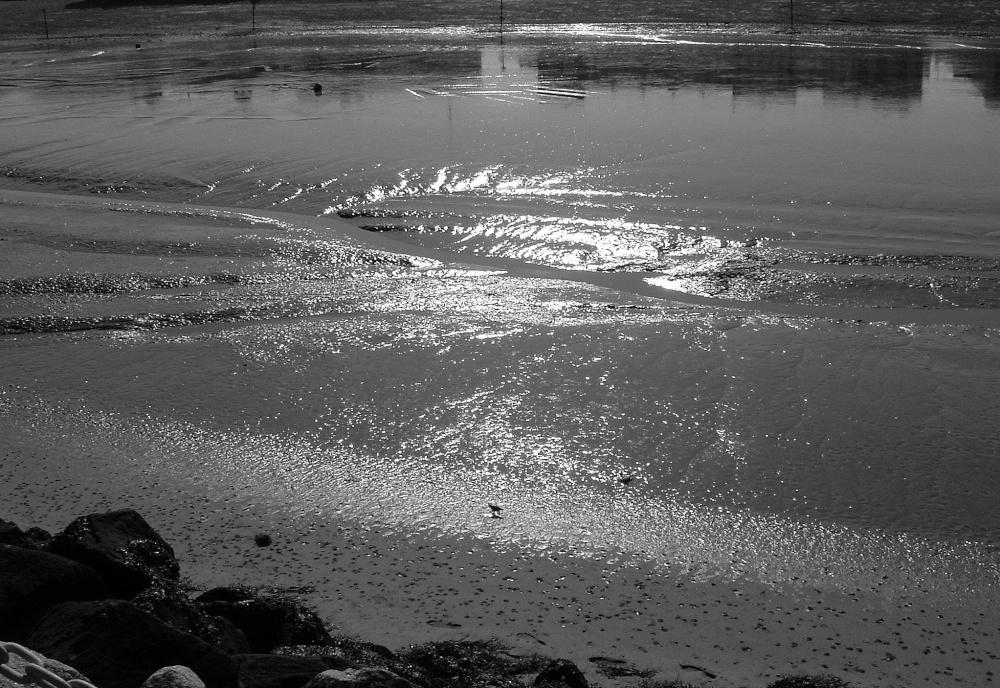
[
  {"x1": 499, "y1": 0, "x2": 504, "y2": 43},
  {"x1": 789, "y1": 0, "x2": 795, "y2": 32},
  {"x1": 251, "y1": 0, "x2": 257, "y2": 33},
  {"x1": 42, "y1": 8, "x2": 50, "y2": 40}
]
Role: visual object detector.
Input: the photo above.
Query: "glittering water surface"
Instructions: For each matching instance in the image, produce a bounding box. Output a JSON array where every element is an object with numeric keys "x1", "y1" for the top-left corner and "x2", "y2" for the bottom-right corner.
[{"x1": 2, "y1": 24, "x2": 1000, "y2": 609}]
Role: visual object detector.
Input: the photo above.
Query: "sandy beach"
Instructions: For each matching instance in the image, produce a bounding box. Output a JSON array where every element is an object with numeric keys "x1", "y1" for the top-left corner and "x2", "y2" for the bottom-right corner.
[{"x1": 3, "y1": 4, "x2": 1000, "y2": 686}]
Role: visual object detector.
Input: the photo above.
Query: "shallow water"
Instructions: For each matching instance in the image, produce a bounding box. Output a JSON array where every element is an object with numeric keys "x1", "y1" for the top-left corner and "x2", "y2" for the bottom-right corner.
[
  {"x1": 3, "y1": 24, "x2": 1000, "y2": 671},
  {"x1": 2, "y1": 29, "x2": 999, "y2": 303}
]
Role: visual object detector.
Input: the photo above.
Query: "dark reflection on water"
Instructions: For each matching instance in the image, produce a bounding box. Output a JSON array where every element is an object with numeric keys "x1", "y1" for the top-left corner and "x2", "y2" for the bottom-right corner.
[
  {"x1": 953, "y1": 50, "x2": 1000, "y2": 108},
  {"x1": 138, "y1": 36, "x2": 999, "y2": 112},
  {"x1": 4, "y1": 31, "x2": 997, "y2": 111},
  {"x1": 535, "y1": 42, "x2": 933, "y2": 109}
]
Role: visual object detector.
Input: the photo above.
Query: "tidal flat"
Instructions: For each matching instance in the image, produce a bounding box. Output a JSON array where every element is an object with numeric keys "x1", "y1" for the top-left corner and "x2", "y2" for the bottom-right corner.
[{"x1": 2, "y1": 2, "x2": 1000, "y2": 685}]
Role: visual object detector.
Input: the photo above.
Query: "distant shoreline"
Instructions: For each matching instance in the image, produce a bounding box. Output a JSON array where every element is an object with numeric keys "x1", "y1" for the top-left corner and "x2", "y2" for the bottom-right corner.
[{"x1": 1, "y1": 0, "x2": 999, "y2": 43}]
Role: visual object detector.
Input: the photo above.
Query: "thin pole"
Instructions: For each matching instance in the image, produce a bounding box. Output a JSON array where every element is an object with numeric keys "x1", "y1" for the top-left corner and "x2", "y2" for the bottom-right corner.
[
  {"x1": 499, "y1": 0, "x2": 503, "y2": 41},
  {"x1": 43, "y1": 8, "x2": 50, "y2": 40},
  {"x1": 251, "y1": 0, "x2": 256, "y2": 33},
  {"x1": 789, "y1": 0, "x2": 795, "y2": 32}
]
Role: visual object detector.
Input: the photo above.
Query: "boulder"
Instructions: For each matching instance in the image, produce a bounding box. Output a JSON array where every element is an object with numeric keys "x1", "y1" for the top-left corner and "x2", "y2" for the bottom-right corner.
[
  {"x1": 234, "y1": 654, "x2": 357, "y2": 688},
  {"x1": 0, "y1": 519, "x2": 54, "y2": 550},
  {"x1": 534, "y1": 659, "x2": 589, "y2": 688},
  {"x1": 133, "y1": 579, "x2": 250, "y2": 654},
  {"x1": 196, "y1": 587, "x2": 333, "y2": 653},
  {"x1": 26, "y1": 599, "x2": 238, "y2": 688},
  {"x1": 50, "y1": 509, "x2": 179, "y2": 599},
  {"x1": 301, "y1": 669, "x2": 417, "y2": 688},
  {"x1": 0, "y1": 543, "x2": 108, "y2": 641},
  {"x1": 140, "y1": 666, "x2": 206, "y2": 688}
]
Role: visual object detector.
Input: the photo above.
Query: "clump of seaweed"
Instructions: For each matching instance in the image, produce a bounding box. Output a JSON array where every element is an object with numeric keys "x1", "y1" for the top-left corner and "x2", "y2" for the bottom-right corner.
[
  {"x1": 638, "y1": 681, "x2": 701, "y2": 688},
  {"x1": 393, "y1": 638, "x2": 549, "y2": 688},
  {"x1": 283, "y1": 636, "x2": 549, "y2": 688},
  {"x1": 589, "y1": 655, "x2": 657, "y2": 679},
  {"x1": 767, "y1": 676, "x2": 855, "y2": 688}
]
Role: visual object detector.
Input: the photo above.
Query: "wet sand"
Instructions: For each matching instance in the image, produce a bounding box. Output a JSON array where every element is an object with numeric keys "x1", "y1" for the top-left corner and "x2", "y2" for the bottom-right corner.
[
  {"x1": 3, "y1": 415, "x2": 999, "y2": 688},
  {"x1": 3, "y1": 189, "x2": 999, "y2": 687}
]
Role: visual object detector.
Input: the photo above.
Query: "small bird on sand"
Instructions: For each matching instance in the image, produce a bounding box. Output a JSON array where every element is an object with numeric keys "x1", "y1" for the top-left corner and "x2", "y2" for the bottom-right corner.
[
  {"x1": 488, "y1": 504, "x2": 503, "y2": 518},
  {"x1": 618, "y1": 475, "x2": 634, "y2": 485}
]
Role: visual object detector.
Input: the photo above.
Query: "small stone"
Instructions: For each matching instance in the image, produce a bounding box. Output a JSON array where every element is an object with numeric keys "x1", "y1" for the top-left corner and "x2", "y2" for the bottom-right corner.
[{"x1": 254, "y1": 533, "x2": 272, "y2": 547}]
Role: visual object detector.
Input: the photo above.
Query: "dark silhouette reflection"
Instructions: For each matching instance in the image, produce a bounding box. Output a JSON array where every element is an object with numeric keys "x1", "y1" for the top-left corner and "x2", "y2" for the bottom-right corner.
[
  {"x1": 46, "y1": 31, "x2": 996, "y2": 113},
  {"x1": 177, "y1": 45, "x2": 481, "y2": 101},
  {"x1": 189, "y1": 66, "x2": 268, "y2": 87},
  {"x1": 953, "y1": 51, "x2": 1000, "y2": 109},
  {"x1": 535, "y1": 43, "x2": 930, "y2": 109},
  {"x1": 289, "y1": 47, "x2": 482, "y2": 78},
  {"x1": 127, "y1": 74, "x2": 164, "y2": 107}
]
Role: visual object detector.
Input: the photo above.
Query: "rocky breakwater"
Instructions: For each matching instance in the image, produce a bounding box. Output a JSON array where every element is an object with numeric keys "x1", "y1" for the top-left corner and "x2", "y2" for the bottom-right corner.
[{"x1": 0, "y1": 510, "x2": 587, "y2": 688}]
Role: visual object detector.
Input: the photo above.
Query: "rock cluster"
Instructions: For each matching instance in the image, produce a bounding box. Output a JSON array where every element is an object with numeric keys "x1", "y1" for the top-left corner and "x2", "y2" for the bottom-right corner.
[{"x1": 1, "y1": 511, "x2": 587, "y2": 688}]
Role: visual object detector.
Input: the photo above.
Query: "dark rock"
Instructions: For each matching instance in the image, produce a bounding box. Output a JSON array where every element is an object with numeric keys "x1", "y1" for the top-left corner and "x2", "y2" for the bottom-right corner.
[
  {"x1": 0, "y1": 543, "x2": 108, "y2": 641},
  {"x1": 140, "y1": 666, "x2": 206, "y2": 688},
  {"x1": 50, "y1": 509, "x2": 180, "y2": 599},
  {"x1": 534, "y1": 658, "x2": 589, "y2": 688},
  {"x1": 0, "y1": 519, "x2": 54, "y2": 550},
  {"x1": 302, "y1": 669, "x2": 417, "y2": 688},
  {"x1": 133, "y1": 579, "x2": 250, "y2": 655},
  {"x1": 254, "y1": 533, "x2": 273, "y2": 547},
  {"x1": 234, "y1": 654, "x2": 357, "y2": 688},
  {"x1": 196, "y1": 587, "x2": 333, "y2": 653},
  {"x1": 26, "y1": 599, "x2": 238, "y2": 688}
]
